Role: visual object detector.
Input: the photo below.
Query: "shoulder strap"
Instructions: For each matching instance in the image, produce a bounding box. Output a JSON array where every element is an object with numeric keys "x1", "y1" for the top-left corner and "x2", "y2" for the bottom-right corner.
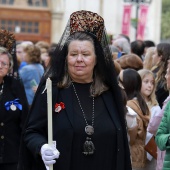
[
  {"x1": 127, "y1": 100, "x2": 142, "y2": 116},
  {"x1": 127, "y1": 99, "x2": 149, "y2": 126}
]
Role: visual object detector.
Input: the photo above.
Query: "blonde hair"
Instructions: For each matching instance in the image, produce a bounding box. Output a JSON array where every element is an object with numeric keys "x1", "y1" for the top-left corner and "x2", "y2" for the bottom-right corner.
[
  {"x1": 143, "y1": 47, "x2": 155, "y2": 70},
  {"x1": 138, "y1": 69, "x2": 158, "y2": 108}
]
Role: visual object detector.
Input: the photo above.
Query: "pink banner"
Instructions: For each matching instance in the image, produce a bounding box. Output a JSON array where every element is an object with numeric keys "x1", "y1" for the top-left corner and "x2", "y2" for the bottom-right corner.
[
  {"x1": 121, "y1": 5, "x2": 132, "y2": 36},
  {"x1": 136, "y1": 4, "x2": 149, "y2": 40}
]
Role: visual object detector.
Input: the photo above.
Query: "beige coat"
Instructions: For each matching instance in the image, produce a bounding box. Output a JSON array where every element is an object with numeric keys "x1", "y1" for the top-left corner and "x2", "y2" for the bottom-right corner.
[{"x1": 127, "y1": 99, "x2": 150, "y2": 168}]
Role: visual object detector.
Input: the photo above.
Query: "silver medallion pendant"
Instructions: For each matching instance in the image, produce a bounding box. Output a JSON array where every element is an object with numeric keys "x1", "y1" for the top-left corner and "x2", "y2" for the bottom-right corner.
[
  {"x1": 85, "y1": 125, "x2": 94, "y2": 135},
  {"x1": 10, "y1": 104, "x2": 16, "y2": 111},
  {"x1": 83, "y1": 137, "x2": 95, "y2": 155}
]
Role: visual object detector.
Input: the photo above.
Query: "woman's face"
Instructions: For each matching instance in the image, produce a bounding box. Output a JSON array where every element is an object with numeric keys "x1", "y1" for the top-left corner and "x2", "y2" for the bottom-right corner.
[
  {"x1": 67, "y1": 40, "x2": 96, "y2": 83},
  {"x1": 16, "y1": 46, "x2": 26, "y2": 62},
  {"x1": 152, "y1": 49, "x2": 161, "y2": 66},
  {"x1": 0, "y1": 53, "x2": 10, "y2": 81},
  {"x1": 41, "y1": 52, "x2": 50, "y2": 67},
  {"x1": 141, "y1": 74, "x2": 154, "y2": 99},
  {"x1": 165, "y1": 67, "x2": 170, "y2": 90}
]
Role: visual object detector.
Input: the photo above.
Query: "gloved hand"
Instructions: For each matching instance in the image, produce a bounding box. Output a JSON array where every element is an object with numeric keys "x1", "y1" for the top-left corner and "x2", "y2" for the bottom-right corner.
[{"x1": 41, "y1": 143, "x2": 60, "y2": 170}]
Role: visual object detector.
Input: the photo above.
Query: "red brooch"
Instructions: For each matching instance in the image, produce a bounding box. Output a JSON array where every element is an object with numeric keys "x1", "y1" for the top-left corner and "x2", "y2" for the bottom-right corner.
[{"x1": 55, "y1": 102, "x2": 65, "y2": 113}]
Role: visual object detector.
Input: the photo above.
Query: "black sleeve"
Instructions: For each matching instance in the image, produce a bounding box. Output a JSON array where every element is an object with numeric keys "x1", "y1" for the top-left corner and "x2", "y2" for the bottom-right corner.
[{"x1": 24, "y1": 84, "x2": 48, "y2": 157}]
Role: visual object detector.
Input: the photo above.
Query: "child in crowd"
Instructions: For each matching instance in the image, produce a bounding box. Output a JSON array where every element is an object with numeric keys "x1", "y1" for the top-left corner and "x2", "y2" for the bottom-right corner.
[
  {"x1": 119, "y1": 68, "x2": 150, "y2": 170},
  {"x1": 138, "y1": 69, "x2": 161, "y2": 169}
]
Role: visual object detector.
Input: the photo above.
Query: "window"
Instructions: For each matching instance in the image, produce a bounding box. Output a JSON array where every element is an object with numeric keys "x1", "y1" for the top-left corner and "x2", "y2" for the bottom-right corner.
[
  {"x1": 0, "y1": 0, "x2": 14, "y2": 4},
  {"x1": 0, "y1": 20, "x2": 39, "y2": 34},
  {"x1": 0, "y1": 0, "x2": 48, "y2": 7},
  {"x1": 28, "y1": 0, "x2": 48, "y2": 7}
]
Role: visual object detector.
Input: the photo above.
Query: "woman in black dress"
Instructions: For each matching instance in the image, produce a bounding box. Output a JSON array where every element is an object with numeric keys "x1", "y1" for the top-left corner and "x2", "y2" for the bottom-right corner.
[
  {"x1": 0, "y1": 32, "x2": 29, "y2": 170},
  {"x1": 21, "y1": 10, "x2": 131, "y2": 170}
]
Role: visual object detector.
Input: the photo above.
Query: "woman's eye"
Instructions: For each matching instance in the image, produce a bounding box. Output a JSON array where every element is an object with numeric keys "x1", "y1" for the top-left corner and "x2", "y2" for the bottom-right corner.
[
  {"x1": 83, "y1": 54, "x2": 89, "y2": 56},
  {"x1": 2, "y1": 62, "x2": 7, "y2": 66},
  {"x1": 71, "y1": 53, "x2": 77, "y2": 56}
]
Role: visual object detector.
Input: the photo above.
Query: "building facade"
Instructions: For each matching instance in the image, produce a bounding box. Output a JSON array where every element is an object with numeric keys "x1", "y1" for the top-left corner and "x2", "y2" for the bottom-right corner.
[
  {"x1": 0, "y1": 0, "x2": 52, "y2": 43},
  {"x1": 0, "y1": 0, "x2": 162, "y2": 44}
]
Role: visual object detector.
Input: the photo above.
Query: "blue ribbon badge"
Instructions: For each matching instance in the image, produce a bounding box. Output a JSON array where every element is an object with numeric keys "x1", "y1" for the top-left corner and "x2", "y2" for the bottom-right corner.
[{"x1": 5, "y1": 98, "x2": 22, "y2": 111}]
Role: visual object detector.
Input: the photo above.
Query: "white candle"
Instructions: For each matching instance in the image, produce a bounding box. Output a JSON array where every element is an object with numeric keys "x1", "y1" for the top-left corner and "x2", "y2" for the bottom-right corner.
[{"x1": 46, "y1": 78, "x2": 53, "y2": 170}]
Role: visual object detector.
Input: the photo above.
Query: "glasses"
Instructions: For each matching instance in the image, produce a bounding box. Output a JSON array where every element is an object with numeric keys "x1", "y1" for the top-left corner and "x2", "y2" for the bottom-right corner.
[{"x1": 0, "y1": 61, "x2": 9, "y2": 69}]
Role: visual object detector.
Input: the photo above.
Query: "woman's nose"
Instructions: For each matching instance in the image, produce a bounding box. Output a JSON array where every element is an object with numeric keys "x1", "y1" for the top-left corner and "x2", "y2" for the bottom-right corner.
[
  {"x1": 148, "y1": 82, "x2": 152, "y2": 87},
  {"x1": 77, "y1": 54, "x2": 83, "y2": 61}
]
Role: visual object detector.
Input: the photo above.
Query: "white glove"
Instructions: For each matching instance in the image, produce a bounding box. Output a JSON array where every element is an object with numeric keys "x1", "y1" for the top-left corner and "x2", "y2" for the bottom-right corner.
[{"x1": 41, "y1": 143, "x2": 60, "y2": 170}]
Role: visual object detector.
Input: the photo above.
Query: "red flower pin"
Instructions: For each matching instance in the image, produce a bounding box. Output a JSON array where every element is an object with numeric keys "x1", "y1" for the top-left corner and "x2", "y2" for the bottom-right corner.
[{"x1": 55, "y1": 102, "x2": 65, "y2": 113}]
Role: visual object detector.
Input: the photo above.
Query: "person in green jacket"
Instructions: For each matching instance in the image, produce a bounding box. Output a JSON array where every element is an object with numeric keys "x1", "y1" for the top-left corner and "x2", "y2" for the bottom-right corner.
[{"x1": 156, "y1": 64, "x2": 170, "y2": 170}]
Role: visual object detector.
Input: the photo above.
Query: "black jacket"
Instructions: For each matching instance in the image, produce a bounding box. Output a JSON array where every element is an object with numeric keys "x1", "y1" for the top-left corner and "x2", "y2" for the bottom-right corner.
[
  {"x1": 19, "y1": 83, "x2": 131, "y2": 170},
  {"x1": 0, "y1": 76, "x2": 29, "y2": 164}
]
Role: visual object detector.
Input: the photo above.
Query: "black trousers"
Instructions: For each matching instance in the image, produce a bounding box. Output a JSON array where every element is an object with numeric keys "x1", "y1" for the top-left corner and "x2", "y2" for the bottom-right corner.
[{"x1": 0, "y1": 163, "x2": 18, "y2": 170}]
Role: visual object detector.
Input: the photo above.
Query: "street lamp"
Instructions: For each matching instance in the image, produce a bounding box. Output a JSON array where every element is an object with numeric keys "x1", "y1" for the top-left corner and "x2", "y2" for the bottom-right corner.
[{"x1": 123, "y1": 0, "x2": 152, "y2": 38}]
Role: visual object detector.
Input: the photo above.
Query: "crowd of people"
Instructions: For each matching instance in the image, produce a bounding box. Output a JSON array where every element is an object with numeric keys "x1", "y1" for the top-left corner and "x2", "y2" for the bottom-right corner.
[{"x1": 0, "y1": 9, "x2": 170, "y2": 170}]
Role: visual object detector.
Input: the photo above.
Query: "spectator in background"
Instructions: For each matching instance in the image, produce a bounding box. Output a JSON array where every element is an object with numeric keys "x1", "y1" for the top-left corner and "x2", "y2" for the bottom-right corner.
[
  {"x1": 109, "y1": 44, "x2": 119, "y2": 60},
  {"x1": 113, "y1": 33, "x2": 131, "y2": 44},
  {"x1": 116, "y1": 53, "x2": 143, "y2": 71},
  {"x1": 113, "y1": 37, "x2": 131, "y2": 58},
  {"x1": 113, "y1": 60, "x2": 122, "y2": 76},
  {"x1": 35, "y1": 41, "x2": 50, "y2": 54},
  {"x1": 35, "y1": 41, "x2": 50, "y2": 69},
  {"x1": 44, "y1": 43, "x2": 58, "y2": 69},
  {"x1": 131, "y1": 40, "x2": 145, "y2": 60},
  {"x1": 119, "y1": 68, "x2": 150, "y2": 170},
  {"x1": 50, "y1": 42, "x2": 58, "y2": 48},
  {"x1": 155, "y1": 63, "x2": 170, "y2": 170},
  {"x1": 138, "y1": 69, "x2": 161, "y2": 169},
  {"x1": 144, "y1": 40, "x2": 155, "y2": 48},
  {"x1": 16, "y1": 41, "x2": 33, "y2": 70},
  {"x1": 152, "y1": 43, "x2": 170, "y2": 108},
  {"x1": 148, "y1": 69, "x2": 170, "y2": 170},
  {"x1": 144, "y1": 40, "x2": 155, "y2": 55},
  {"x1": 19, "y1": 44, "x2": 44, "y2": 107},
  {"x1": 143, "y1": 47, "x2": 156, "y2": 70}
]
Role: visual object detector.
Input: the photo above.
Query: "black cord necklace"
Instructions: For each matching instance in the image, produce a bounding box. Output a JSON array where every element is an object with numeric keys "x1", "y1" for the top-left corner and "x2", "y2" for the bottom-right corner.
[{"x1": 72, "y1": 82, "x2": 95, "y2": 155}]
